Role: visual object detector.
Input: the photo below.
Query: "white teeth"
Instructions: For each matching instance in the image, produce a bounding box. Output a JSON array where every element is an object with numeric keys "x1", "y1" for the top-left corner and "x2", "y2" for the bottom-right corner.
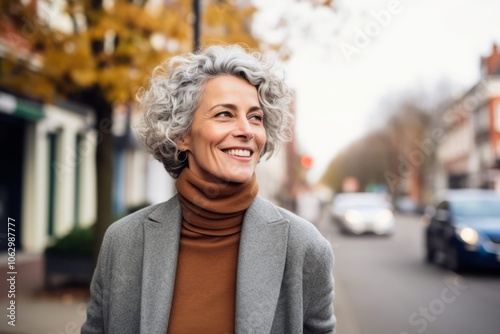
[{"x1": 224, "y1": 149, "x2": 251, "y2": 157}]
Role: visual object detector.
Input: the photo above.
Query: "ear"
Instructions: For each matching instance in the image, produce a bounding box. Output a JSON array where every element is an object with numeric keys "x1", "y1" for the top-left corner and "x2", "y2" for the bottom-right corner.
[{"x1": 177, "y1": 134, "x2": 190, "y2": 151}]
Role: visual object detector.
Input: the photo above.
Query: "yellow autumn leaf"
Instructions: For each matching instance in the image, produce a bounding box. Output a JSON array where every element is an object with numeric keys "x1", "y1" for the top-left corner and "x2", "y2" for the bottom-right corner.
[{"x1": 70, "y1": 68, "x2": 97, "y2": 86}]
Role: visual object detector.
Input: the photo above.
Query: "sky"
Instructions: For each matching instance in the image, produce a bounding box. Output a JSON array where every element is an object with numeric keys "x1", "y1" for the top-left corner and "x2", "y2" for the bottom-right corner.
[{"x1": 252, "y1": 0, "x2": 500, "y2": 183}]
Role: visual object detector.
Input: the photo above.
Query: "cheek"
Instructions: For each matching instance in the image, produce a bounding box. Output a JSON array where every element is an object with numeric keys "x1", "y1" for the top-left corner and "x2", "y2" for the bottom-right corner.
[
  {"x1": 257, "y1": 129, "x2": 267, "y2": 148},
  {"x1": 202, "y1": 127, "x2": 228, "y2": 145},
  {"x1": 190, "y1": 129, "x2": 218, "y2": 150}
]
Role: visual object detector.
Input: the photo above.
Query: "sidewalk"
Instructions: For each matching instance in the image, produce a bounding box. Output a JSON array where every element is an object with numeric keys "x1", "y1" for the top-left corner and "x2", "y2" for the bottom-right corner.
[{"x1": 0, "y1": 284, "x2": 89, "y2": 334}]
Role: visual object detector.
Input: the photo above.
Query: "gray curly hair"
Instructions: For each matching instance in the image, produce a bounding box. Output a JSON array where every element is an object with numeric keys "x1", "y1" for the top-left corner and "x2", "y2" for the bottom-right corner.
[{"x1": 135, "y1": 44, "x2": 294, "y2": 178}]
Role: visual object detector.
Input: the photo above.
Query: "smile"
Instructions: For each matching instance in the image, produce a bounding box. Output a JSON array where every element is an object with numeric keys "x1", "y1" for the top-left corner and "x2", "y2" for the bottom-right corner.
[{"x1": 223, "y1": 149, "x2": 252, "y2": 157}]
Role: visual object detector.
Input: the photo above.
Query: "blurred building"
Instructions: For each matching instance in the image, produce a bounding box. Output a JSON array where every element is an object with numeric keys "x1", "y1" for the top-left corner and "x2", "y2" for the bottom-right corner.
[
  {"x1": 0, "y1": 93, "x2": 177, "y2": 293},
  {"x1": 0, "y1": 91, "x2": 97, "y2": 253},
  {"x1": 112, "y1": 102, "x2": 175, "y2": 217},
  {"x1": 0, "y1": 91, "x2": 97, "y2": 294},
  {"x1": 255, "y1": 149, "x2": 288, "y2": 203},
  {"x1": 256, "y1": 92, "x2": 302, "y2": 211},
  {"x1": 481, "y1": 44, "x2": 500, "y2": 171},
  {"x1": 432, "y1": 44, "x2": 500, "y2": 192}
]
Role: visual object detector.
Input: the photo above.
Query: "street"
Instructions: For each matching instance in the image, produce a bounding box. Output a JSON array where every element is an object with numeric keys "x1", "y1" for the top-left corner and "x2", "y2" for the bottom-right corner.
[{"x1": 316, "y1": 208, "x2": 500, "y2": 334}]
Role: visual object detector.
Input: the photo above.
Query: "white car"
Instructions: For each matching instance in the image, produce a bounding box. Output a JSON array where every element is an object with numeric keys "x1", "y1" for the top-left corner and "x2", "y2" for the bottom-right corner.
[{"x1": 331, "y1": 192, "x2": 395, "y2": 235}]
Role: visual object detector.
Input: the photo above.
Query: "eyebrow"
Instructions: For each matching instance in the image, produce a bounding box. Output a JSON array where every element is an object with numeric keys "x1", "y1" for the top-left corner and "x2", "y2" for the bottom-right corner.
[{"x1": 209, "y1": 103, "x2": 262, "y2": 112}]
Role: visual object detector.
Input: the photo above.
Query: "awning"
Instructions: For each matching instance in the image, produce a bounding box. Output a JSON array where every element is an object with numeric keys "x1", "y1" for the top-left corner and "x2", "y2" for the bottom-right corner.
[{"x1": 0, "y1": 92, "x2": 44, "y2": 121}]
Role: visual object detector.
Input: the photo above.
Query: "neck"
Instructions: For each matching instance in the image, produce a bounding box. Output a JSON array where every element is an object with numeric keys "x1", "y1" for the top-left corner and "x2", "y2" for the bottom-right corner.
[{"x1": 175, "y1": 167, "x2": 259, "y2": 235}]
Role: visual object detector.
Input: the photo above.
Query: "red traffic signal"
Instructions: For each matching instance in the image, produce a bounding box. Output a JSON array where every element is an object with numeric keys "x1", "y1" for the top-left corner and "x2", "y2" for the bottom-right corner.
[{"x1": 300, "y1": 155, "x2": 313, "y2": 169}]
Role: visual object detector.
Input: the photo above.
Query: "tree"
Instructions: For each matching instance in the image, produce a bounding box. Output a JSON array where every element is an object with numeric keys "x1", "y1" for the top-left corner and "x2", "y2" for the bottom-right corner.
[
  {"x1": 202, "y1": 0, "x2": 258, "y2": 48},
  {"x1": 251, "y1": 0, "x2": 337, "y2": 59},
  {"x1": 386, "y1": 100, "x2": 431, "y2": 199},
  {"x1": 319, "y1": 129, "x2": 393, "y2": 193},
  {"x1": 319, "y1": 93, "x2": 433, "y2": 202},
  {"x1": 0, "y1": 0, "x2": 259, "y2": 261}
]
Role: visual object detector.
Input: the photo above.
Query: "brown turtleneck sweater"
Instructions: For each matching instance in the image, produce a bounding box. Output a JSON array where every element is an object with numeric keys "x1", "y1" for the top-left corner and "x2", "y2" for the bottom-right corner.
[{"x1": 167, "y1": 168, "x2": 258, "y2": 334}]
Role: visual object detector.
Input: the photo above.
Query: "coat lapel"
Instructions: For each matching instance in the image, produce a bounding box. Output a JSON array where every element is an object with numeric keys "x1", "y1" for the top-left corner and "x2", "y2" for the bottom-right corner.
[
  {"x1": 140, "y1": 195, "x2": 182, "y2": 334},
  {"x1": 235, "y1": 197, "x2": 290, "y2": 333}
]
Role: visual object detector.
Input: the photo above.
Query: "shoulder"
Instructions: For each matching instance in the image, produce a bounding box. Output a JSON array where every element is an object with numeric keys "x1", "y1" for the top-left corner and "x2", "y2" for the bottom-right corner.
[
  {"x1": 279, "y1": 206, "x2": 332, "y2": 259},
  {"x1": 253, "y1": 197, "x2": 332, "y2": 259},
  {"x1": 277, "y1": 206, "x2": 324, "y2": 241},
  {"x1": 106, "y1": 202, "x2": 159, "y2": 236},
  {"x1": 105, "y1": 195, "x2": 180, "y2": 240}
]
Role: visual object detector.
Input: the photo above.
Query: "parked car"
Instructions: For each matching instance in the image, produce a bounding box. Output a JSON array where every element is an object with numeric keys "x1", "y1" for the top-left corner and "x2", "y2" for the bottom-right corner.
[
  {"x1": 424, "y1": 189, "x2": 500, "y2": 271},
  {"x1": 395, "y1": 196, "x2": 424, "y2": 215},
  {"x1": 330, "y1": 192, "x2": 395, "y2": 236}
]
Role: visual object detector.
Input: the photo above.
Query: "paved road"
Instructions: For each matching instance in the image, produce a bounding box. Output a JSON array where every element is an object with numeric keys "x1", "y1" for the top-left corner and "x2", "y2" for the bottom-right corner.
[{"x1": 315, "y1": 208, "x2": 500, "y2": 334}]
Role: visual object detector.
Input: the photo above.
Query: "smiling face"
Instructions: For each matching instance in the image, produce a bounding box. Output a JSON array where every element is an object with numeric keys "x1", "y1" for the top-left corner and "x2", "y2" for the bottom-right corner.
[{"x1": 178, "y1": 75, "x2": 266, "y2": 183}]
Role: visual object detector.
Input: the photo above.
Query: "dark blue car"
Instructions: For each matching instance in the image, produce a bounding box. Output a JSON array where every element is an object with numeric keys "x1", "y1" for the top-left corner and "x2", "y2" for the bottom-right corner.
[{"x1": 424, "y1": 189, "x2": 500, "y2": 272}]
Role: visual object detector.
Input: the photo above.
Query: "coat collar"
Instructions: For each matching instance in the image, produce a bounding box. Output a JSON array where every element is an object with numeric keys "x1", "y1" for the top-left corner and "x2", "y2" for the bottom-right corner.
[
  {"x1": 139, "y1": 195, "x2": 289, "y2": 333},
  {"x1": 140, "y1": 195, "x2": 182, "y2": 333}
]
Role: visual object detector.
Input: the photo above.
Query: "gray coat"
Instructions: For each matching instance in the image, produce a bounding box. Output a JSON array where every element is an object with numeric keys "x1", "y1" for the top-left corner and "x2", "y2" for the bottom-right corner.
[{"x1": 81, "y1": 195, "x2": 336, "y2": 334}]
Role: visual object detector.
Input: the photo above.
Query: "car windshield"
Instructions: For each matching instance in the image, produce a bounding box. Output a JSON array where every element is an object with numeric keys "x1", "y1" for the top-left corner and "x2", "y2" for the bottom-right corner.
[{"x1": 451, "y1": 198, "x2": 500, "y2": 218}]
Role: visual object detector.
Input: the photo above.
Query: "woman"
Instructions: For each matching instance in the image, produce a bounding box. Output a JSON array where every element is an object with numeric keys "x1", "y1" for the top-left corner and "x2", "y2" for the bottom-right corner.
[{"x1": 82, "y1": 44, "x2": 335, "y2": 334}]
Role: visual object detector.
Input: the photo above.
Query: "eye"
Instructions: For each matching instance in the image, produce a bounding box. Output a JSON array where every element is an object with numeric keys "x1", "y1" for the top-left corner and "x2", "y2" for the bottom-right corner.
[
  {"x1": 215, "y1": 111, "x2": 232, "y2": 118},
  {"x1": 249, "y1": 113, "x2": 263, "y2": 122}
]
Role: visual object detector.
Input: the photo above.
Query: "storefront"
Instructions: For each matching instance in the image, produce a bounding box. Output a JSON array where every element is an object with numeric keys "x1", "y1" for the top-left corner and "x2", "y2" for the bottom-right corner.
[{"x1": 0, "y1": 92, "x2": 44, "y2": 251}]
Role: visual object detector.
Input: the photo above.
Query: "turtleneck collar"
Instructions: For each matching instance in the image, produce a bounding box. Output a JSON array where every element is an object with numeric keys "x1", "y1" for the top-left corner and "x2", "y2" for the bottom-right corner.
[{"x1": 175, "y1": 167, "x2": 259, "y2": 236}]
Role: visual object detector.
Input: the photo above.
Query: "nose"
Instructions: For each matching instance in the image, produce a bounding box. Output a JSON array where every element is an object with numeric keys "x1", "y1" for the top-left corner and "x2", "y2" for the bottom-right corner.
[{"x1": 233, "y1": 116, "x2": 254, "y2": 140}]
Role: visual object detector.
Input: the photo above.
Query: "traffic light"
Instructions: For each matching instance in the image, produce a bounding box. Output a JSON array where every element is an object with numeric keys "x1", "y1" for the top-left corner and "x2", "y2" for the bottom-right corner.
[{"x1": 300, "y1": 154, "x2": 313, "y2": 169}]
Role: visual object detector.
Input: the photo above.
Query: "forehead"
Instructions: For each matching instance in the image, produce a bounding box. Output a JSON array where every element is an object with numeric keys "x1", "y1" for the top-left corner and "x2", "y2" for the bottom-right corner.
[{"x1": 201, "y1": 75, "x2": 258, "y2": 100}]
